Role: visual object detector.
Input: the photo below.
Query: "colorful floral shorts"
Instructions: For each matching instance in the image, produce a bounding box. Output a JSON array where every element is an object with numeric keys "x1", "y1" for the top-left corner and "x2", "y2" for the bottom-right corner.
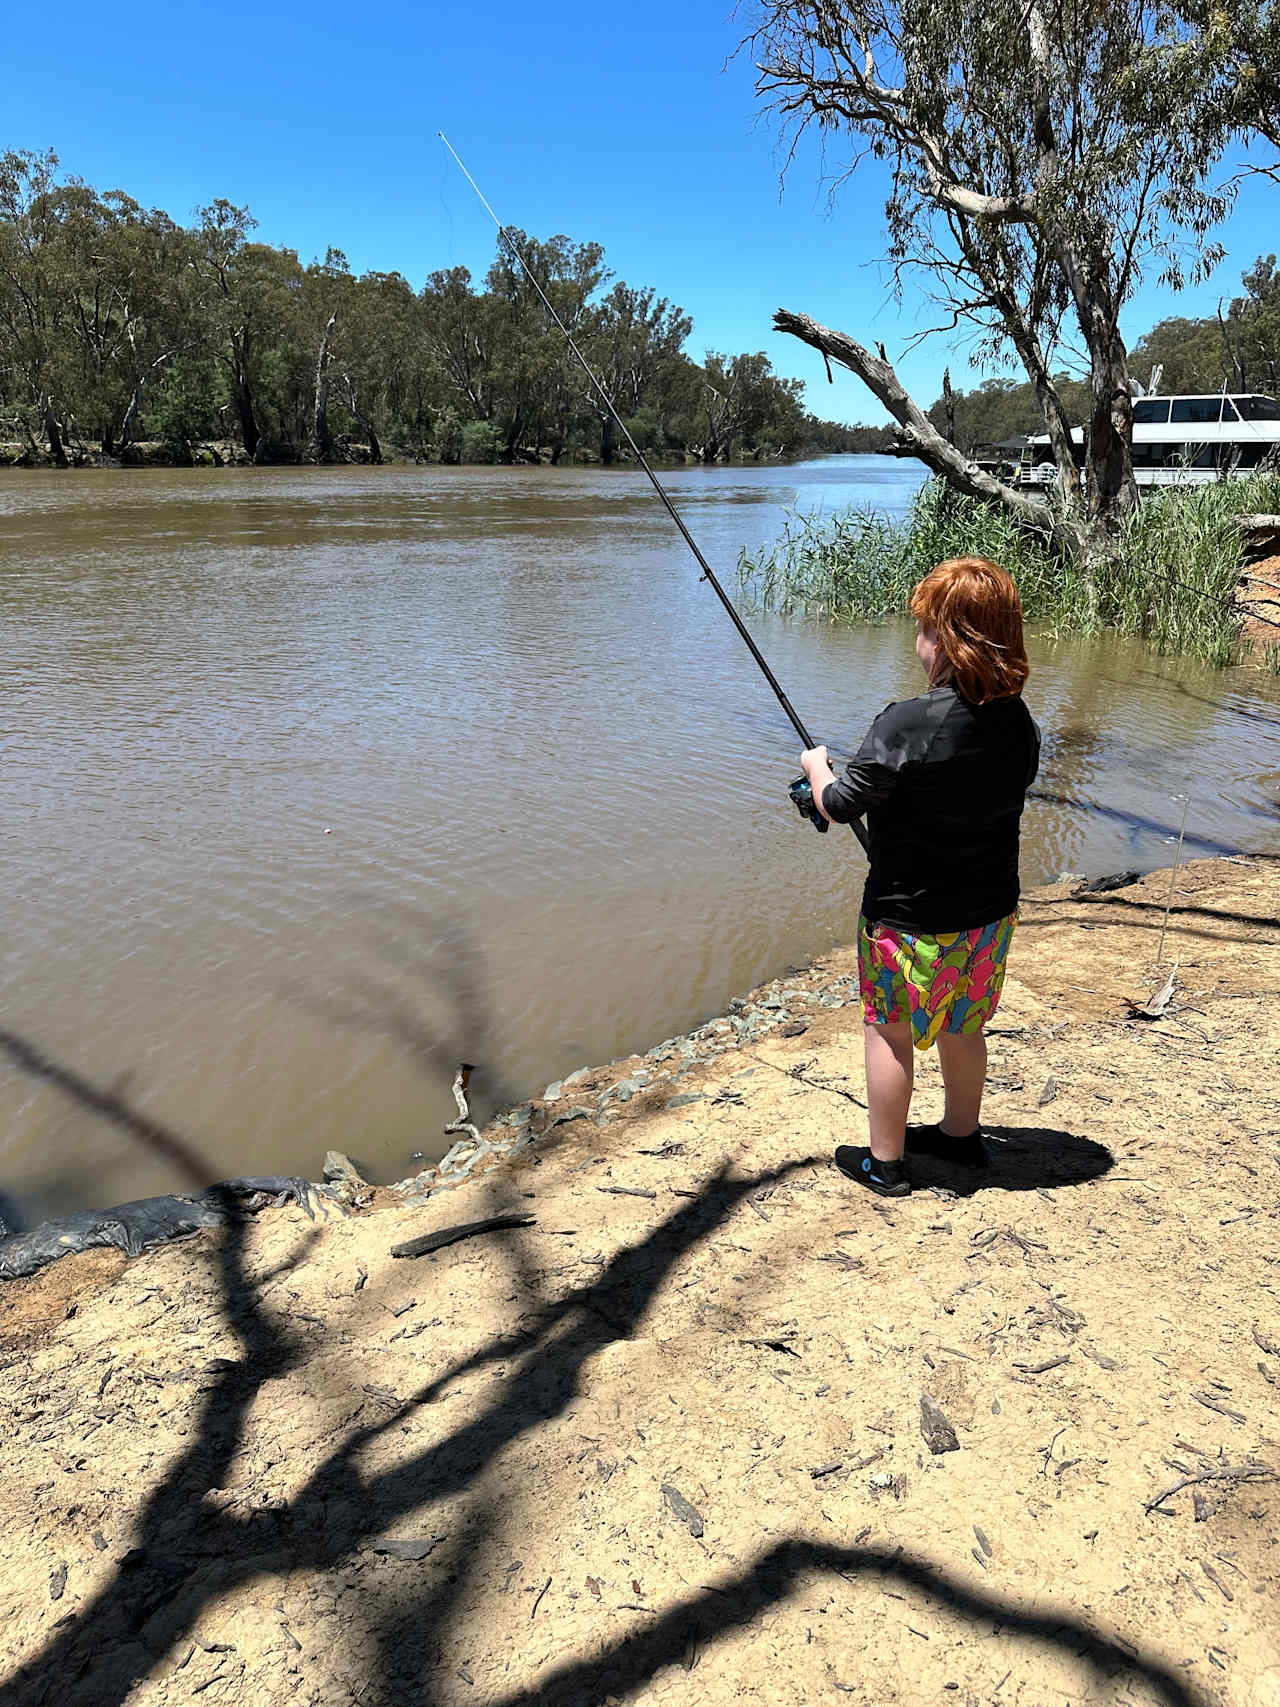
[{"x1": 856, "y1": 911, "x2": 1017, "y2": 1050}]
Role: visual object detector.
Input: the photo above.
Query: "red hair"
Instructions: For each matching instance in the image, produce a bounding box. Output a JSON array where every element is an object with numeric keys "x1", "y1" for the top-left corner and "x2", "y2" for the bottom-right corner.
[{"x1": 909, "y1": 557, "x2": 1029, "y2": 704}]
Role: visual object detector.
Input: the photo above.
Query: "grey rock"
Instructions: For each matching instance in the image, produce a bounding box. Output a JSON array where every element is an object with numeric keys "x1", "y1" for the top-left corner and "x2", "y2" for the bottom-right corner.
[
  {"x1": 727, "y1": 997, "x2": 748, "y2": 1013},
  {"x1": 760, "y1": 995, "x2": 785, "y2": 1010},
  {"x1": 438, "y1": 1139, "x2": 479, "y2": 1173},
  {"x1": 562, "y1": 1067, "x2": 591, "y2": 1088},
  {"x1": 323, "y1": 1151, "x2": 366, "y2": 1186},
  {"x1": 549, "y1": 1105, "x2": 593, "y2": 1129},
  {"x1": 542, "y1": 1080, "x2": 564, "y2": 1102},
  {"x1": 920, "y1": 1394, "x2": 961, "y2": 1455},
  {"x1": 665, "y1": 1093, "x2": 706, "y2": 1110}
]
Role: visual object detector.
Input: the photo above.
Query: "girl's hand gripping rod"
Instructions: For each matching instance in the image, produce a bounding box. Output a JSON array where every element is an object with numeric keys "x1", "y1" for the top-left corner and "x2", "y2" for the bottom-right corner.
[{"x1": 438, "y1": 133, "x2": 870, "y2": 857}]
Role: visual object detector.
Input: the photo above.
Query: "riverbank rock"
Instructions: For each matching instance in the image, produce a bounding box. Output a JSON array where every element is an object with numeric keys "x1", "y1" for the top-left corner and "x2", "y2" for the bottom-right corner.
[{"x1": 1, "y1": 857, "x2": 1279, "y2": 1705}]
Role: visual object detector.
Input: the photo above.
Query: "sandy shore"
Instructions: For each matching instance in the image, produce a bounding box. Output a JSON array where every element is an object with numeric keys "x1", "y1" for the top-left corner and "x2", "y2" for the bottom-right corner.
[{"x1": 1, "y1": 857, "x2": 1278, "y2": 1707}]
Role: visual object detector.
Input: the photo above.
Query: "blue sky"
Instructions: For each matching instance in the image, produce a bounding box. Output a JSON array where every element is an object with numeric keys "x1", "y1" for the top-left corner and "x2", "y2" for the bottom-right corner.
[{"x1": 17, "y1": 0, "x2": 1279, "y2": 424}]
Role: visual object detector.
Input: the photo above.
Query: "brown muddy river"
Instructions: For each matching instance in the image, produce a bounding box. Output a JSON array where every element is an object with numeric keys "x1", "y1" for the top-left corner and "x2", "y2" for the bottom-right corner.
[{"x1": 2, "y1": 458, "x2": 1279, "y2": 1221}]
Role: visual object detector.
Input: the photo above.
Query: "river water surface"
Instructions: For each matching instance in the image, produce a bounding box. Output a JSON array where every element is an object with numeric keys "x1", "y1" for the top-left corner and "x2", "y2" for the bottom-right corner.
[{"x1": 3, "y1": 456, "x2": 1279, "y2": 1219}]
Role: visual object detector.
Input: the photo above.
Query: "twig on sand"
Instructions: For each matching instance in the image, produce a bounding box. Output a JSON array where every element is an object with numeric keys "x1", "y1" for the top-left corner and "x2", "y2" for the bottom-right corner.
[
  {"x1": 530, "y1": 1576, "x2": 552, "y2": 1621},
  {"x1": 1191, "y1": 1391, "x2": 1247, "y2": 1425},
  {"x1": 1143, "y1": 1462, "x2": 1276, "y2": 1513}
]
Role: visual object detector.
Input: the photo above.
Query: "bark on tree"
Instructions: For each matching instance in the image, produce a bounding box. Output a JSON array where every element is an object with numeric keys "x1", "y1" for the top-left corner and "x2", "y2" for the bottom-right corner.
[{"x1": 941, "y1": 367, "x2": 956, "y2": 445}]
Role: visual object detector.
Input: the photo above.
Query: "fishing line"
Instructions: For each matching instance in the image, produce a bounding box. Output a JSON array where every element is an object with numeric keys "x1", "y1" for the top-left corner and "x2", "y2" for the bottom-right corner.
[{"x1": 437, "y1": 131, "x2": 869, "y2": 856}]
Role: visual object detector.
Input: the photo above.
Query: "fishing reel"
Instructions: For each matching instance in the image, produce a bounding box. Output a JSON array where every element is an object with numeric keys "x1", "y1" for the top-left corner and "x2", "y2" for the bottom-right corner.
[{"x1": 789, "y1": 775, "x2": 829, "y2": 834}]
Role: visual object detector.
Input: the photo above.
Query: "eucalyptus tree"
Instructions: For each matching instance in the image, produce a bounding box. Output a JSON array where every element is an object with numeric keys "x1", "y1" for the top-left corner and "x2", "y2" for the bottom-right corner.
[
  {"x1": 484, "y1": 232, "x2": 608, "y2": 461},
  {"x1": 749, "y1": 0, "x2": 1278, "y2": 552},
  {"x1": 698, "y1": 351, "x2": 805, "y2": 461},
  {"x1": 56, "y1": 187, "x2": 202, "y2": 455},
  {"x1": 0, "y1": 149, "x2": 74, "y2": 462},
  {"x1": 191, "y1": 202, "x2": 303, "y2": 459},
  {"x1": 585, "y1": 283, "x2": 692, "y2": 463},
  {"x1": 420, "y1": 264, "x2": 499, "y2": 432}
]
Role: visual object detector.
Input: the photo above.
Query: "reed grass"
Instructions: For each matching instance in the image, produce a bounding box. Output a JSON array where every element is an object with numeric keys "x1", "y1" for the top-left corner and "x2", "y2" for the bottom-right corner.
[{"x1": 737, "y1": 473, "x2": 1280, "y2": 668}]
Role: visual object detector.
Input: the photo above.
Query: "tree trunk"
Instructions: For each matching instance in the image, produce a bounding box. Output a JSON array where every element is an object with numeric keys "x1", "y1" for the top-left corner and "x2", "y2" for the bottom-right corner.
[
  {"x1": 119, "y1": 352, "x2": 174, "y2": 451},
  {"x1": 43, "y1": 397, "x2": 69, "y2": 469},
  {"x1": 236, "y1": 379, "x2": 259, "y2": 459},
  {"x1": 310, "y1": 313, "x2": 337, "y2": 461},
  {"x1": 1084, "y1": 313, "x2": 1136, "y2": 527},
  {"x1": 941, "y1": 368, "x2": 956, "y2": 445}
]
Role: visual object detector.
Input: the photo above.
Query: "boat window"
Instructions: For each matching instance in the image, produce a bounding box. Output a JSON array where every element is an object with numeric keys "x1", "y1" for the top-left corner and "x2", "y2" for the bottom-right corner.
[
  {"x1": 1132, "y1": 399, "x2": 1171, "y2": 423},
  {"x1": 1132, "y1": 441, "x2": 1174, "y2": 467},
  {"x1": 1239, "y1": 396, "x2": 1280, "y2": 421},
  {"x1": 1170, "y1": 398, "x2": 1223, "y2": 423},
  {"x1": 1220, "y1": 398, "x2": 1240, "y2": 421},
  {"x1": 1191, "y1": 444, "x2": 1219, "y2": 468},
  {"x1": 1227, "y1": 443, "x2": 1266, "y2": 468}
]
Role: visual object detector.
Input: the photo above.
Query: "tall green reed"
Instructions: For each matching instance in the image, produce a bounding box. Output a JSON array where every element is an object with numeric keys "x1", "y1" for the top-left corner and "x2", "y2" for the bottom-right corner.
[{"x1": 737, "y1": 473, "x2": 1280, "y2": 668}]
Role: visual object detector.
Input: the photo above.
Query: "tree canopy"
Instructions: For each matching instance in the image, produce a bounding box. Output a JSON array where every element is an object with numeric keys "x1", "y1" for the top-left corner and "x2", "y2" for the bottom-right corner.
[
  {"x1": 750, "y1": 0, "x2": 1280, "y2": 550},
  {"x1": 0, "y1": 149, "x2": 866, "y2": 468}
]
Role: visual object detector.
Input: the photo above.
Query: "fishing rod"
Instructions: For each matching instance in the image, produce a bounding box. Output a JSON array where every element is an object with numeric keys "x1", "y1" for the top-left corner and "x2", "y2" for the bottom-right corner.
[{"x1": 437, "y1": 132, "x2": 869, "y2": 857}]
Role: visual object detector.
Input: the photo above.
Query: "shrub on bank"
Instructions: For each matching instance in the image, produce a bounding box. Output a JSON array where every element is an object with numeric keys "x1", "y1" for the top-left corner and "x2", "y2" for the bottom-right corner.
[{"x1": 738, "y1": 474, "x2": 1280, "y2": 667}]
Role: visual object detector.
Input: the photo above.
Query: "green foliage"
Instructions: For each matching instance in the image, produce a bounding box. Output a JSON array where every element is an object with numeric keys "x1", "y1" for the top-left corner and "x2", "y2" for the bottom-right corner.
[
  {"x1": 460, "y1": 420, "x2": 503, "y2": 463},
  {"x1": 622, "y1": 406, "x2": 664, "y2": 453},
  {"x1": 0, "y1": 150, "x2": 860, "y2": 466},
  {"x1": 738, "y1": 475, "x2": 1280, "y2": 666},
  {"x1": 144, "y1": 356, "x2": 222, "y2": 454}
]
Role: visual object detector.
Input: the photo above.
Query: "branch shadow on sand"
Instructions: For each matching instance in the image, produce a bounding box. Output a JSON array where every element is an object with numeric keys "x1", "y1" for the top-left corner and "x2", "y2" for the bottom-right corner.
[
  {"x1": 1, "y1": 1156, "x2": 809, "y2": 1706},
  {"x1": 0, "y1": 1083, "x2": 1198, "y2": 1707}
]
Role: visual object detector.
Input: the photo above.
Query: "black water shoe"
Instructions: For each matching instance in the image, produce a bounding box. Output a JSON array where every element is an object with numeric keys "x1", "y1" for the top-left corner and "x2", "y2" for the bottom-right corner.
[
  {"x1": 834, "y1": 1145, "x2": 911, "y2": 1197},
  {"x1": 909, "y1": 1123, "x2": 988, "y2": 1170}
]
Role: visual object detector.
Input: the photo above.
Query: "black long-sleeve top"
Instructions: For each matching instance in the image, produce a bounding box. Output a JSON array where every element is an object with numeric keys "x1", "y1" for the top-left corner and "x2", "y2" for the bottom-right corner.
[{"x1": 822, "y1": 683, "x2": 1041, "y2": 933}]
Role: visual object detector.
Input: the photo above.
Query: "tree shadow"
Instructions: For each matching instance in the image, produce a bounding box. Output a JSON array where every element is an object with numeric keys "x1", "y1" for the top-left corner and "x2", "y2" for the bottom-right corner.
[
  {"x1": 289, "y1": 902, "x2": 519, "y2": 1143},
  {"x1": 481, "y1": 1538, "x2": 1210, "y2": 1707},
  {"x1": 1027, "y1": 789, "x2": 1249, "y2": 855},
  {"x1": 0, "y1": 1026, "x2": 212, "y2": 1193},
  {"x1": 1070, "y1": 890, "x2": 1280, "y2": 932},
  {"x1": 906, "y1": 1123, "x2": 1113, "y2": 1197},
  {"x1": 2, "y1": 1109, "x2": 1217, "y2": 1707},
  {"x1": 1, "y1": 1156, "x2": 814, "y2": 1706}
]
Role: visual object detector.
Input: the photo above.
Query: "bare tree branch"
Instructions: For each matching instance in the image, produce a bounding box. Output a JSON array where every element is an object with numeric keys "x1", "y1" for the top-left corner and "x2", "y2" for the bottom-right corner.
[{"x1": 773, "y1": 307, "x2": 1060, "y2": 534}]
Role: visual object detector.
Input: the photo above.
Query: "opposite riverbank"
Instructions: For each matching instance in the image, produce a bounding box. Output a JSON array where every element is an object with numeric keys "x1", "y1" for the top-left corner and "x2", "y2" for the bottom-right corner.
[{"x1": 2, "y1": 857, "x2": 1279, "y2": 1706}]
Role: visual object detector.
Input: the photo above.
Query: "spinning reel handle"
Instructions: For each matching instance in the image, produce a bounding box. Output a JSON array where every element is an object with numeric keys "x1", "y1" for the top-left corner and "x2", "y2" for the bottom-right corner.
[{"x1": 788, "y1": 776, "x2": 829, "y2": 834}]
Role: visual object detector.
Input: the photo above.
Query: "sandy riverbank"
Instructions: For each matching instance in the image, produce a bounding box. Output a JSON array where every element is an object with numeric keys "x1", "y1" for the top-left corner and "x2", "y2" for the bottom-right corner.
[{"x1": 1, "y1": 857, "x2": 1278, "y2": 1707}]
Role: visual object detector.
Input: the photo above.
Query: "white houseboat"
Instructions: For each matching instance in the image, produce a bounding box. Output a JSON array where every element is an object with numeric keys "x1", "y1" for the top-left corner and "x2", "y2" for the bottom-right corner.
[{"x1": 1019, "y1": 393, "x2": 1280, "y2": 489}]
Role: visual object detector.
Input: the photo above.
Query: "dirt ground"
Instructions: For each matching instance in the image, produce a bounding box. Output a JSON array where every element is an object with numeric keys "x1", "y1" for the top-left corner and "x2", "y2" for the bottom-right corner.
[
  {"x1": 1240, "y1": 552, "x2": 1280, "y2": 648},
  {"x1": 1, "y1": 857, "x2": 1278, "y2": 1707}
]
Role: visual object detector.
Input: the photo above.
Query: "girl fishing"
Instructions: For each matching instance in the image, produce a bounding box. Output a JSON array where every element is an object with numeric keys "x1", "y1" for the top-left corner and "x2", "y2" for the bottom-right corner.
[{"x1": 800, "y1": 557, "x2": 1041, "y2": 1197}]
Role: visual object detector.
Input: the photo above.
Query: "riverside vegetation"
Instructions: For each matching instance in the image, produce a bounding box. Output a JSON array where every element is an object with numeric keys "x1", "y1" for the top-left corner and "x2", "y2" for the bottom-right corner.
[
  {"x1": 739, "y1": 475, "x2": 1280, "y2": 670},
  {"x1": 0, "y1": 149, "x2": 872, "y2": 470}
]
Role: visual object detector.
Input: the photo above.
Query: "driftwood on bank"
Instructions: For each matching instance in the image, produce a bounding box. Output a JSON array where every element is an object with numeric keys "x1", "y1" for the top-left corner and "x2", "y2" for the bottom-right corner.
[{"x1": 389, "y1": 1214, "x2": 535, "y2": 1260}]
